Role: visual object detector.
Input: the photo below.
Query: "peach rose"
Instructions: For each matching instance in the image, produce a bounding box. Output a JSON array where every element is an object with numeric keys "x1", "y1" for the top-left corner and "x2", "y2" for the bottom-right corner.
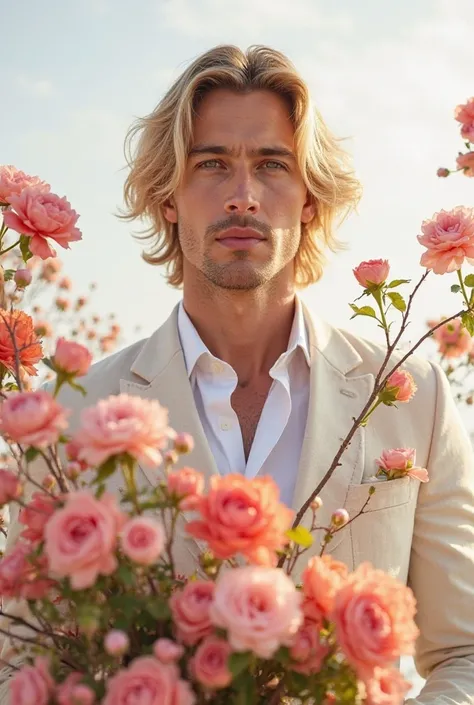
[
  {"x1": 457, "y1": 152, "x2": 474, "y2": 177},
  {"x1": 191, "y1": 636, "x2": 232, "y2": 690},
  {"x1": 302, "y1": 555, "x2": 349, "y2": 621},
  {"x1": 167, "y1": 467, "x2": 204, "y2": 509},
  {"x1": 186, "y1": 474, "x2": 293, "y2": 566},
  {"x1": 19, "y1": 491, "x2": 57, "y2": 543},
  {"x1": 120, "y1": 516, "x2": 165, "y2": 565},
  {"x1": 353, "y1": 259, "x2": 390, "y2": 288},
  {"x1": 53, "y1": 338, "x2": 92, "y2": 377},
  {"x1": 0, "y1": 468, "x2": 22, "y2": 506},
  {"x1": 376, "y1": 448, "x2": 429, "y2": 483},
  {"x1": 333, "y1": 562, "x2": 419, "y2": 673},
  {"x1": 0, "y1": 541, "x2": 52, "y2": 599},
  {"x1": 103, "y1": 656, "x2": 195, "y2": 705},
  {"x1": 364, "y1": 667, "x2": 411, "y2": 705},
  {"x1": 57, "y1": 673, "x2": 95, "y2": 705},
  {"x1": 10, "y1": 657, "x2": 53, "y2": 705},
  {"x1": 429, "y1": 317, "x2": 472, "y2": 358},
  {"x1": 73, "y1": 394, "x2": 174, "y2": 467},
  {"x1": 210, "y1": 566, "x2": 303, "y2": 659},
  {"x1": 44, "y1": 491, "x2": 126, "y2": 590},
  {"x1": 383, "y1": 369, "x2": 417, "y2": 403},
  {"x1": 170, "y1": 580, "x2": 215, "y2": 646},
  {"x1": 0, "y1": 309, "x2": 43, "y2": 376},
  {"x1": 417, "y1": 206, "x2": 474, "y2": 274},
  {"x1": 0, "y1": 390, "x2": 69, "y2": 447},
  {"x1": 289, "y1": 617, "x2": 329, "y2": 675},
  {"x1": 455, "y1": 97, "x2": 474, "y2": 142},
  {"x1": 3, "y1": 187, "x2": 82, "y2": 260},
  {"x1": 0, "y1": 165, "x2": 50, "y2": 204}
]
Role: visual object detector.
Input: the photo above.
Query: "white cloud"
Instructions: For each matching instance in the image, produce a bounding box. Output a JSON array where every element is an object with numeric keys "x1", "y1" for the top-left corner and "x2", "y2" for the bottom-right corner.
[{"x1": 17, "y1": 75, "x2": 54, "y2": 97}]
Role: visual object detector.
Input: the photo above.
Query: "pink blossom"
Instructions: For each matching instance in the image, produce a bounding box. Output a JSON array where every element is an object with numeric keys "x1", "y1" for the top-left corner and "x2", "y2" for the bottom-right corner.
[
  {"x1": 103, "y1": 656, "x2": 195, "y2": 705},
  {"x1": 170, "y1": 580, "x2": 215, "y2": 646},
  {"x1": 0, "y1": 542, "x2": 52, "y2": 599},
  {"x1": 10, "y1": 657, "x2": 54, "y2": 705},
  {"x1": 428, "y1": 317, "x2": 472, "y2": 359},
  {"x1": 364, "y1": 667, "x2": 411, "y2": 705},
  {"x1": 437, "y1": 167, "x2": 450, "y2": 178},
  {"x1": 0, "y1": 165, "x2": 50, "y2": 204},
  {"x1": 73, "y1": 394, "x2": 174, "y2": 468},
  {"x1": 44, "y1": 491, "x2": 126, "y2": 590},
  {"x1": 457, "y1": 152, "x2": 474, "y2": 178},
  {"x1": 353, "y1": 259, "x2": 390, "y2": 288},
  {"x1": 104, "y1": 630, "x2": 130, "y2": 656},
  {"x1": 120, "y1": 516, "x2": 165, "y2": 565},
  {"x1": 53, "y1": 338, "x2": 92, "y2": 377},
  {"x1": 0, "y1": 468, "x2": 22, "y2": 506},
  {"x1": 174, "y1": 432, "x2": 194, "y2": 454},
  {"x1": 3, "y1": 187, "x2": 82, "y2": 259},
  {"x1": 167, "y1": 467, "x2": 204, "y2": 509},
  {"x1": 19, "y1": 491, "x2": 57, "y2": 543},
  {"x1": 57, "y1": 673, "x2": 95, "y2": 705},
  {"x1": 153, "y1": 638, "x2": 184, "y2": 663},
  {"x1": 14, "y1": 268, "x2": 32, "y2": 288},
  {"x1": 383, "y1": 370, "x2": 417, "y2": 403},
  {"x1": 455, "y1": 97, "x2": 474, "y2": 143},
  {"x1": 417, "y1": 206, "x2": 474, "y2": 274},
  {"x1": 0, "y1": 390, "x2": 69, "y2": 447},
  {"x1": 376, "y1": 448, "x2": 429, "y2": 483},
  {"x1": 289, "y1": 618, "x2": 329, "y2": 675},
  {"x1": 191, "y1": 636, "x2": 232, "y2": 690},
  {"x1": 210, "y1": 566, "x2": 303, "y2": 659}
]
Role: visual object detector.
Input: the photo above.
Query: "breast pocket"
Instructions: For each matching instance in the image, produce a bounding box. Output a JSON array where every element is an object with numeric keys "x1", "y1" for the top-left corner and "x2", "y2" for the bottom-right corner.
[{"x1": 345, "y1": 476, "x2": 413, "y2": 514}]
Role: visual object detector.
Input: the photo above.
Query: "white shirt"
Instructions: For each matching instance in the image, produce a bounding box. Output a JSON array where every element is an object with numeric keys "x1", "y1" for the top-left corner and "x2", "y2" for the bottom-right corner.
[{"x1": 177, "y1": 298, "x2": 311, "y2": 505}]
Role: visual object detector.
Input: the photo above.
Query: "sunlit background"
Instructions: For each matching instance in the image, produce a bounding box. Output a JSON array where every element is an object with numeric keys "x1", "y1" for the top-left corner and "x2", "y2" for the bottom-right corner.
[{"x1": 2, "y1": 0, "x2": 474, "y2": 695}]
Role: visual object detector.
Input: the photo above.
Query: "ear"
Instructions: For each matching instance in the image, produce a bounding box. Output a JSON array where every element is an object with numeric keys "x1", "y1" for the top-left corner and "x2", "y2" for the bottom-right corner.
[
  {"x1": 162, "y1": 196, "x2": 178, "y2": 224},
  {"x1": 301, "y1": 193, "x2": 316, "y2": 224}
]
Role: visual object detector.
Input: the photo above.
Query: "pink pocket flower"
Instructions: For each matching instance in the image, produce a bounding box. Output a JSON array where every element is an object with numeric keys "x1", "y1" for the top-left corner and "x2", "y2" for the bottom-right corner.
[
  {"x1": 170, "y1": 580, "x2": 215, "y2": 646},
  {"x1": 353, "y1": 259, "x2": 390, "y2": 288},
  {"x1": 190, "y1": 636, "x2": 232, "y2": 690},
  {"x1": 3, "y1": 187, "x2": 82, "y2": 260},
  {"x1": 333, "y1": 562, "x2": 419, "y2": 674},
  {"x1": 0, "y1": 165, "x2": 50, "y2": 204},
  {"x1": 455, "y1": 97, "x2": 474, "y2": 143},
  {"x1": 0, "y1": 467, "x2": 22, "y2": 506},
  {"x1": 0, "y1": 390, "x2": 69, "y2": 447},
  {"x1": 167, "y1": 467, "x2": 204, "y2": 509},
  {"x1": 210, "y1": 566, "x2": 303, "y2": 659},
  {"x1": 302, "y1": 555, "x2": 349, "y2": 621},
  {"x1": 417, "y1": 206, "x2": 474, "y2": 274},
  {"x1": 73, "y1": 394, "x2": 174, "y2": 468},
  {"x1": 457, "y1": 152, "x2": 474, "y2": 178},
  {"x1": 363, "y1": 667, "x2": 411, "y2": 705},
  {"x1": 19, "y1": 491, "x2": 58, "y2": 543},
  {"x1": 376, "y1": 448, "x2": 429, "y2": 483},
  {"x1": 383, "y1": 369, "x2": 417, "y2": 404},
  {"x1": 53, "y1": 338, "x2": 92, "y2": 377},
  {"x1": 10, "y1": 657, "x2": 54, "y2": 705},
  {"x1": 120, "y1": 516, "x2": 165, "y2": 565},
  {"x1": 289, "y1": 618, "x2": 329, "y2": 675},
  {"x1": 103, "y1": 656, "x2": 195, "y2": 705},
  {"x1": 186, "y1": 474, "x2": 293, "y2": 566},
  {"x1": 44, "y1": 491, "x2": 126, "y2": 590}
]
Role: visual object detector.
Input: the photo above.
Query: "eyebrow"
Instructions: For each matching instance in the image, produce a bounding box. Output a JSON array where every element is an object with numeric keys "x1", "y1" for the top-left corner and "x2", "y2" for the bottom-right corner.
[{"x1": 188, "y1": 144, "x2": 296, "y2": 161}]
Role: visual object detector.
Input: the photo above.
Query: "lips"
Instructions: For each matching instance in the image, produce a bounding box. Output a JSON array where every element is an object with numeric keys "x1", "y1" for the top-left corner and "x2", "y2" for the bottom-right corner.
[{"x1": 217, "y1": 227, "x2": 266, "y2": 241}]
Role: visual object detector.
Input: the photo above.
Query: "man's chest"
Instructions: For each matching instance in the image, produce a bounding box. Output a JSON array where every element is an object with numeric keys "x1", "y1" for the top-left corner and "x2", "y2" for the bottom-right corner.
[{"x1": 230, "y1": 379, "x2": 273, "y2": 460}]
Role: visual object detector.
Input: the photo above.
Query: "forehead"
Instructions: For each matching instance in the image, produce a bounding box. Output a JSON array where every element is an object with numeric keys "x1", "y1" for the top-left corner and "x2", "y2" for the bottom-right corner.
[{"x1": 192, "y1": 89, "x2": 295, "y2": 148}]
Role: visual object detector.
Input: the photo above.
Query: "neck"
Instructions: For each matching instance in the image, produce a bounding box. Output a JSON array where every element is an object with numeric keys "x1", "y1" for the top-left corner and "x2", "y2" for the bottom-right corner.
[{"x1": 182, "y1": 280, "x2": 297, "y2": 386}]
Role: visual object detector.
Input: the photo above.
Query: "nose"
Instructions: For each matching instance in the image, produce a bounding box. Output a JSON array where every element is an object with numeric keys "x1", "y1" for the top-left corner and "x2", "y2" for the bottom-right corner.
[{"x1": 224, "y1": 173, "x2": 260, "y2": 215}]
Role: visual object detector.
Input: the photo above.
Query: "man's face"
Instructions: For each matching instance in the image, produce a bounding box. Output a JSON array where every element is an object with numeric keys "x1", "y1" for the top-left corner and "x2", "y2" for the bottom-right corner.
[{"x1": 163, "y1": 89, "x2": 315, "y2": 290}]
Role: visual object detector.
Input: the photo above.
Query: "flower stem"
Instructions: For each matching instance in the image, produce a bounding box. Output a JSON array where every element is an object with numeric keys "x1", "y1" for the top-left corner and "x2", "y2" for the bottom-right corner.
[
  {"x1": 457, "y1": 269, "x2": 470, "y2": 308},
  {"x1": 0, "y1": 238, "x2": 20, "y2": 256}
]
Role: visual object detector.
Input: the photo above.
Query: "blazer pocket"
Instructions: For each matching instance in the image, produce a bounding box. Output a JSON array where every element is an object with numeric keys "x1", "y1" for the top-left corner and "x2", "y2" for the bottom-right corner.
[{"x1": 344, "y1": 476, "x2": 413, "y2": 514}]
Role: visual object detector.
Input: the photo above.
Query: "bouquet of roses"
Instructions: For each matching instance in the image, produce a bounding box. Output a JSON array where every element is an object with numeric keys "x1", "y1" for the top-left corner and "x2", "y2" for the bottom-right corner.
[{"x1": 0, "y1": 108, "x2": 473, "y2": 705}]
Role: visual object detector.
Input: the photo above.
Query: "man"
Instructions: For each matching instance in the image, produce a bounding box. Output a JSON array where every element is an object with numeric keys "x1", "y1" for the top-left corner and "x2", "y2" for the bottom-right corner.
[{"x1": 2, "y1": 45, "x2": 474, "y2": 703}]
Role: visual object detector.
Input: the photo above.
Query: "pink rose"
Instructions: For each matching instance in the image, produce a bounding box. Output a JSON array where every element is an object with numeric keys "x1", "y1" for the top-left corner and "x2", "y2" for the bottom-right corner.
[
  {"x1": 65, "y1": 438, "x2": 89, "y2": 471},
  {"x1": 167, "y1": 467, "x2": 204, "y2": 509},
  {"x1": 436, "y1": 167, "x2": 450, "y2": 178},
  {"x1": 383, "y1": 369, "x2": 417, "y2": 403},
  {"x1": 10, "y1": 657, "x2": 53, "y2": 705},
  {"x1": 0, "y1": 390, "x2": 69, "y2": 447},
  {"x1": 364, "y1": 667, "x2": 411, "y2": 705},
  {"x1": 73, "y1": 394, "x2": 174, "y2": 467},
  {"x1": 376, "y1": 448, "x2": 429, "y2": 483},
  {"x1": 44, "y1": 491, "x2": 126, "y2": 590},
  {"x1": 53, "y1": 338, "x2": 92, "y2": 377},
  {"x1": 186, "y1": 474, "x2": 293, "y2": 566},
  {"x1": 302, "y1": 555, "x2": 348, "y2": 621},
  {"x1": 0, "y1": 541, "x2": 52, "y2": 598},
  {"x1": 170, "y1": 580, "x2": 215, "y2": 646},
  {"x1": 353, "y1": 259, "x2": 390, "y2": 288},
  {"x1": 0, "y1": 165, "x2": 50, "y2": 204},
  {"x1": 104, "y1": 630, "x2": 130, "y2": 656},
  {"x1": 57, "y1": 673, "x2": 95, "y2": 705},
  {"x1": 457, "y1": 152, "x2": 474, "y2": 178},
  {"x1": 19, "y1": 491, "x2": 58, "y2": 543},
  {"x1": 14, "y1": 268, "x2": 32, "y2": 288},
  {"x1": 120, "y1": 516, "x2": 165, "y2": 565},
  {"x1": 190, "y1": 636, "x2": 232, "y2": 690},
  {"x1": 153, "y1": 638, "x2": 184, "y2": 663},
  {"x1": 0, "y1": 467, "x2": 22, "y2": 506},
  {"x1": 289, "y1": 618, "x2": 328, "y2": 675},
  {"x1": 103, "y1": 656, "x2": 195, "y2": 705},
  {"x1": 210, "y1": 566, "x2": 302, "y2": 659},
  {"x1": 333, "y1": 563, "x2": 419, "y2": 673},
  {"x1": 455, "y1": 97, "x2": 474, "y2": 143},
  {"x1": 3, "y1": 187, "x2": 82, "y2": 259},
  {"x1": 417, "y1": 206, "x2": 474, "y2": 274},
  {"x1": 428, "y1": 317, "x2": 472, "y2": 359}
]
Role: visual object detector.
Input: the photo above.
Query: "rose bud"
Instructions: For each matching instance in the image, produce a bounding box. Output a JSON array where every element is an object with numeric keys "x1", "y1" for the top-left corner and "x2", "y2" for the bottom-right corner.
[
  {"x1": 174, "y1": 432, "x2": 194, "y2": 455},
  {"x1": 353, "y1": 259, "x2": 390, "y2": 289},
  {"x1": 436, "y1": 167, "x2": 450, "y2": 178},
  {"x1": 14, "y1": 269, "x2": 32, "y2": 288},
  {"x1": 104, "y1": 630, "x2": 129, "y2": 656},
  {"x1": 331, "y1": 508, "x2": 350, "y2": 528}
]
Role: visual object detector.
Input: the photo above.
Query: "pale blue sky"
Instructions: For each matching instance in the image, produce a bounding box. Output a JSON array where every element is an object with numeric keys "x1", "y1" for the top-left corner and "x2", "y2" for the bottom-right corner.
[{"x1": 1, "y1": 0, "x2": 473, "y2": 350}]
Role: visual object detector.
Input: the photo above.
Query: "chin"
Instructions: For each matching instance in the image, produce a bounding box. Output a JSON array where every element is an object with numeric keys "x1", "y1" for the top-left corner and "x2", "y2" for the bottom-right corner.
[{"x1": 203, "y1": 261, "x2": 269, "y2": 290}]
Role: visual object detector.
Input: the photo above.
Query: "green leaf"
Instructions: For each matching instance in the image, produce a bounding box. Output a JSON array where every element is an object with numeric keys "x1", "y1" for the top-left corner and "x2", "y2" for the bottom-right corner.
[
  {"x1": 349, "y1": 303, "x2": 377, "y2": 320},
  {"x1": 3, "y1": 269, "x2": 15, "y2": 282},
  {"x1": 93, "y1": 457, "x2": 117, "y2": 484},
  {"x1": 228, "y1": 651, "x2": 252, "y2": 678},
  {"x1": 387, "y1": 279, "x2": 410, "y2": 288},
  {"x1": 42, "y1": 358, "x2": 56, "y2": 371},
  {"x1": 451, "y1": 284, "x2": 462, "y2": 293},
  {"x1": 386, "y1": 291, "x2": 406, "y2": 312},
  {"x1": 19, "y1": 235, "x2": 33, "y2": 262},
  {"x1": 145, "y1": 598, "x2": 170, "y2": 620},
  {"x1": 464, "y1": 274, "x2": 474, "y2": 288},
  {"x1": 116, "y1": 564, "x2": 136, "y2": 587},
  {"x1": 461, "y1": 311, "x2": 474, "y2": 337},
  {"x1": 24, "y1": 447, "x2": 40, "y2": 463},
  {"x1": 286, "y1": 526, "x2": 313, "y2": 549}
]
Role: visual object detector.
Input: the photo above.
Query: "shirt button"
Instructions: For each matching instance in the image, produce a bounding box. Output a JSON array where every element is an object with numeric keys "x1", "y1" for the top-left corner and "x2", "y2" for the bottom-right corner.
[{"x1": 219, "y1": 418, "x2": 232, "y2": 431}]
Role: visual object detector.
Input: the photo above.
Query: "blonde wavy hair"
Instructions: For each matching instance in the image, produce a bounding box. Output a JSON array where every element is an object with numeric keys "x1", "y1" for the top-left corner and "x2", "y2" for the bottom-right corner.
[{"x1": 119, "y1": 44, "x2": 362, "y2": 288}]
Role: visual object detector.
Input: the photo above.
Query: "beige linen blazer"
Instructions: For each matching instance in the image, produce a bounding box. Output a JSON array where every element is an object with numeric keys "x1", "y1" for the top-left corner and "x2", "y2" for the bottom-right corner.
[{"x1": 1, "y1": 302, "x2": 474, "y2": 704}]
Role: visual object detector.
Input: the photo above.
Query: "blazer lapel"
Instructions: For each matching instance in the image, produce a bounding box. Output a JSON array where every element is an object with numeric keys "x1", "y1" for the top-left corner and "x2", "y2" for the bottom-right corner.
[{"x1": 292, "y1": 305, "x2": 374, "y2": 553}]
